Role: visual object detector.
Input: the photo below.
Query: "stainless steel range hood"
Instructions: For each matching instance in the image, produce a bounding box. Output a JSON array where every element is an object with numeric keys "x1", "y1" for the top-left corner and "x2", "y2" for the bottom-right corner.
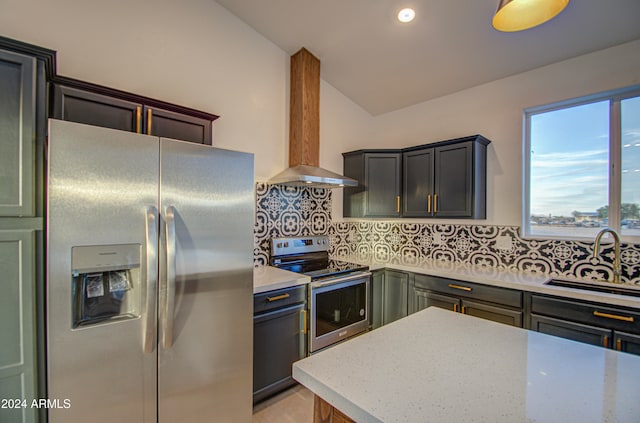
[
  {"x1": 268, "y1": 48, "x2": 357, "y2": 189},
  {"x1": 268, "y1": 164, "x2": 357, "y2": 188}
]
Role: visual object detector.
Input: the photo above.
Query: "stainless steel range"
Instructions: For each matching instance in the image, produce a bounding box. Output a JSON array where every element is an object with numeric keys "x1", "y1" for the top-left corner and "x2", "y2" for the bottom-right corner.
[{"x1": 270, "y1": 236, "x2": 371, "y2": 352}]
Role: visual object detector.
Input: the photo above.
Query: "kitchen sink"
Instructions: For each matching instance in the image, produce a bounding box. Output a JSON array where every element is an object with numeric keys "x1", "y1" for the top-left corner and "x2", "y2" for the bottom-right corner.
[{"x1": 544, "y1": 279, "x2": 640, "y2": 298}]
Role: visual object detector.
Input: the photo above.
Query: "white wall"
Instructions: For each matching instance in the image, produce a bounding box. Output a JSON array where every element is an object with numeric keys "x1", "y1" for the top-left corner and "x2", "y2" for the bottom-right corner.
[
  {"x1": 2, "y1": 0, "x2": 638, "y2": 227},
  {"x1": 0, "y1": 0, "x2": 321, "y2": 181},
  {"x1": 329, "y1": 39, "x2": 640, "y2": 226}
]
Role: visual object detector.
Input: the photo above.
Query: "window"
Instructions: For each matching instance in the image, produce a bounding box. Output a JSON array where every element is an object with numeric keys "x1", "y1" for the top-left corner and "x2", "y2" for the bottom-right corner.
[{"x1": 524, "y1": 86, "x2": 640, "y2": 241}]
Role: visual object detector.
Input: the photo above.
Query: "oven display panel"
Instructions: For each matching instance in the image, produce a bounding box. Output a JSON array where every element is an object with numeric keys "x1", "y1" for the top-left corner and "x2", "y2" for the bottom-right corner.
[{"x1": 293, "y1": 239, "x2": 314, "y2": 247}]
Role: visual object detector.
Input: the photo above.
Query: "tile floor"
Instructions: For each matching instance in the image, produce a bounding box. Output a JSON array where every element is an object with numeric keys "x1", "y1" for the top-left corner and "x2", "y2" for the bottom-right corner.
[{"x1": 252, "y1": 384, "x2": 314, "y2": 423}]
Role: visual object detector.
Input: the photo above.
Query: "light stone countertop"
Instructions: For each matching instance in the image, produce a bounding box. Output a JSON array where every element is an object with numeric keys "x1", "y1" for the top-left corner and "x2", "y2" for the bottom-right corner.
[
  {"x1": 253, "y1": 265, "x2": 310, "y2": 294},
  {"x1": 333, "y1": 254, "x2": 640, "y2": 310},
  {"x1": 293, "y1": 307, "x2": 640, "y2": 423}
]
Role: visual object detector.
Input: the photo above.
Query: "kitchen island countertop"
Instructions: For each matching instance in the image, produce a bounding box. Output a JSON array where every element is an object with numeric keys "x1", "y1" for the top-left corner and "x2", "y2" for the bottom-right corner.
[{"x1": 293, "y1": 307, "x2": 640, "y2": 423}]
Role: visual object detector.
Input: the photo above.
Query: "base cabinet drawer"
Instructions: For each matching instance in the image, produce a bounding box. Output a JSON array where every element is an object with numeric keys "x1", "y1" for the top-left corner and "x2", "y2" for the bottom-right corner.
[
  {"x1": 531, "y1": 314, "x2": 611, "y2": 348},
  {"x1": 462, "y1": 299, "x2": 523, "y2": 327},
  {"x1": 413, "y1": 274, "x2": 522, "y2": 308}
]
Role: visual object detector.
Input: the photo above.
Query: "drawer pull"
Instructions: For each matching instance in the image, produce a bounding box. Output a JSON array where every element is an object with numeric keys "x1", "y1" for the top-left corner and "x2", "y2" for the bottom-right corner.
[
  {"x1": 448, "y1": 283, "x2": 472, "y2": 292},
  {"x1": 616, "y1": 339, "x2": 622, "y2": 351},
  {"x1": 266, "y1": 293, "x2": 290, "y2": 302},
  {"x1": 593, "y1": 311, "x2": 634, "y2": 322}
]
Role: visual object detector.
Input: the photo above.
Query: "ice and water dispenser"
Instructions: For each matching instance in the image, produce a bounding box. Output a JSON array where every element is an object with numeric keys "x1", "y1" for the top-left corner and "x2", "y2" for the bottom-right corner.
[{"x1": 71, "y1": 244, "x2": 141, "y2": 328}]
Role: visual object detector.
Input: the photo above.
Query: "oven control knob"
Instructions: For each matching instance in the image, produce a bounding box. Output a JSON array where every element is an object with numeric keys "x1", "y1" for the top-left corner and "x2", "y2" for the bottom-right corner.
[
  {"x1": 284, "y1": 242, "x2": 289, "y2": 247},
  {"x1": 276, "y1": 242, "x2": 282, "y2": 248}
]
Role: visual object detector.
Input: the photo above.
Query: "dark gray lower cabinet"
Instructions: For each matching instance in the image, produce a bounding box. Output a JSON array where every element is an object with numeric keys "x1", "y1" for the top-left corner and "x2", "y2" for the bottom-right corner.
[
  {"x1": 370, "y1": 270, "x2": 409, "y2": 328},
  {"x1": 530, "y1": 314, "x2": 611, "y2": 347},
  {"x1": 410, "y1": 274, "x2": 523, "y2": 327},
  {"x1": 370, "y1": 270, "x2": 384, "y2": 329},
  {"x1": 253, "y1": 286, "x2": 306, "y2": 403},
  {"x1": 530, "y1": 294, "x2": 640, "y2": 356},
  {"x1": 615, "y1": 332, "x2": 640, "y2": 355},
  {"x1": 382, "y1": 270, "x2": 409, "y2": 325}
]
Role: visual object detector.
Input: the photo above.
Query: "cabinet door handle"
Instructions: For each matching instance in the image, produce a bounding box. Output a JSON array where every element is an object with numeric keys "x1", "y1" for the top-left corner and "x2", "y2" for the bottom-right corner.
[
  {"x1": 427, "y1": 194, "x2": 431, "y2": 213},
  {"x1": 434, "y1": 194, "x2": 438, "y2": 213},
  {"x1": 396, "y1": 196, "x2": 400, "y2": 213},
  {"x1": 448, "y1": 283, "x2": 472, "y2": 292},
  {"x1": 461, "y1": 306, "x2": 466, "y2": 314},
  {"x1": 266, "y1": 293, "x2": 290, "y2": 302},
  {"x1": 136, "y1": 106, "x2": 142, "y2": 134},
  {"x1": 147, "y1": 108, "x2": 153, "y2": 134},
  {"x1": 616, "y1": 338, "x2": 622, "y2": 351},
  {"x1": 300, "y1": 309, "x2": 308, "y2": 334},
  {"x1": 453, "y1": 304, "x2": 458, "y2": 313},
  {"x1": 603, "y1": 335, "x2": 609, "y2": 348},
  {"x1": 593, "y1": 311, "x2": 634, "y2": 322}
]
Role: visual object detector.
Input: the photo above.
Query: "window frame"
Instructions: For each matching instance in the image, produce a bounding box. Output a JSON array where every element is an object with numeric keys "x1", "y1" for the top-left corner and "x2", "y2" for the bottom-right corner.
[{"x1": 523, "y1": 84, "x2": 640, "y2": 243}]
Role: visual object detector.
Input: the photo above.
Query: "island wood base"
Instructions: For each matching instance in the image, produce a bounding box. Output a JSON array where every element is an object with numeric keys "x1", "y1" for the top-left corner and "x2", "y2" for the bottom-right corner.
[{"x1": 314, "y1": 395, "x2": 355, "y2": 423}]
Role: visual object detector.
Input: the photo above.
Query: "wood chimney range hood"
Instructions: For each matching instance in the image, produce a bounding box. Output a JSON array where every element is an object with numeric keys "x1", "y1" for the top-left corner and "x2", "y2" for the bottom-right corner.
[{"x1": 268, "y1": 48, "x2": 357, "y2": 188}]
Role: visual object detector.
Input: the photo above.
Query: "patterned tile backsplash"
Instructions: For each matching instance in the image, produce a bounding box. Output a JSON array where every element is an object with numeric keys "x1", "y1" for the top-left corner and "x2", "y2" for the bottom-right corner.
[{"x1": 254, "y1": 184, "x2": 640, "y2": 284}]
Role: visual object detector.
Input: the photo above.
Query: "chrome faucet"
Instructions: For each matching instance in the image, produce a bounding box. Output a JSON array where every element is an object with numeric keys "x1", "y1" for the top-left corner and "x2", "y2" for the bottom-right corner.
[{"x1": 593, "y1": 228, "x2": 622, "y2": 284}]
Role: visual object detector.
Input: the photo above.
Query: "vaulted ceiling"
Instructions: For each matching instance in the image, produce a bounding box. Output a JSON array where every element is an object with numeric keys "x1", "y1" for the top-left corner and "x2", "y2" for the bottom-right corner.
[{"x1": 216, "y1": 0, "x2": 640, "y2": 115}]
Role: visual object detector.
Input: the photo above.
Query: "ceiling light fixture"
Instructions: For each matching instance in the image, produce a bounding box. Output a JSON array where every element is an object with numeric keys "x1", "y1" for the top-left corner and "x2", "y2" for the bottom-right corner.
[
  {"x1": 397, "y1": 8, "x2": 415, "y2": 23},
  {"x1": 492, "y1": 0, "x2": 570, "y2": 32}
]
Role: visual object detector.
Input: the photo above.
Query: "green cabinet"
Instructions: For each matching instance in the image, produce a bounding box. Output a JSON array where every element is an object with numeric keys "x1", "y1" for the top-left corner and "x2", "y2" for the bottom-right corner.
[
  {"x1": 410, "y1": 274, "x2": 523, "y2": 327},
  {"x1": 0, "y1": 37, "x2": 51, "y2": 423},
  {"x1": 530, "y1": 294, "x2": 640, "y2": 355},
  {"x1": 0, "y1": 49, "x2": 35, "y2": 217},
  {"x1": 0, "y1": 230, "x2": 37, "y2": 423},
  {"x1": 370, "y1": 270, "x2": 409, "y2": 328},
  {"x1": 51, "y1": 80, "x2": 217, "y2": 145},
  {"x1": 343, "y1": 151, "x2": 402, "y2": 217}
]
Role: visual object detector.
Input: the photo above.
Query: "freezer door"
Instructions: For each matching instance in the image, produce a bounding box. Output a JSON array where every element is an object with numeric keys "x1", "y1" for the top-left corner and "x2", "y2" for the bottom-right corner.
[
  {"x1": 47, "y1": 120, "x2": 158, "y2": 423},
  {"x1": 158, "y1": 139, "x2": 254, "y2": 423}
]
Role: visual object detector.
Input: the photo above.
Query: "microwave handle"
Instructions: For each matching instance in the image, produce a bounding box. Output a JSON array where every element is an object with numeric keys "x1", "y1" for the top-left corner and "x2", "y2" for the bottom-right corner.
[{"x1": 312, "y1": 272, "x2": 372, "y2": 289}]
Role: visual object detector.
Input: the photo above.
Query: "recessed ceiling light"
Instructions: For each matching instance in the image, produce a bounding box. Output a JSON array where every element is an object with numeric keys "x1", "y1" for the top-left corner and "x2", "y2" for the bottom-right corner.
[{"x1": 397, "y1": 8, "x2": 415, "y2": 23}]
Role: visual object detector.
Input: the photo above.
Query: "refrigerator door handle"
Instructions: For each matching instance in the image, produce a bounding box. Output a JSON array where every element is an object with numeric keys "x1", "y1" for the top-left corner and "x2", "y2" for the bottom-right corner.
[
  {"x1": 143, "y1": 206, "x2": 159, "y2": 354},
  {"x1": 162, "y1": 205, "x2": 177, "y2": 349}
]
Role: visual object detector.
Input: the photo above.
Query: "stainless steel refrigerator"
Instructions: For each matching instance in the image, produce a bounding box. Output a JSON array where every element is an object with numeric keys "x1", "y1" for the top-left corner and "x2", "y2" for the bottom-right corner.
[{"x1": 46, "y1": 119, "x2": 254, "y2": 423}]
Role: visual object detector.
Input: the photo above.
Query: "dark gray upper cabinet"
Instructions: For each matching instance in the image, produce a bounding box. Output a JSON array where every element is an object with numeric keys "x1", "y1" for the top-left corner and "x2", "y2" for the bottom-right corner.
[
  {"x1": 343, "y1": 150, "x2": 402, "y2": 217},
  {"x1": 51, "y1": 79, "x2": 218, "y2": 145},
  {"x1": 345, "y1": 135, "x2": 490, "y2": 219},
  {"x1": 403, "y1": 135, "x2": 490, "y2": 218}
]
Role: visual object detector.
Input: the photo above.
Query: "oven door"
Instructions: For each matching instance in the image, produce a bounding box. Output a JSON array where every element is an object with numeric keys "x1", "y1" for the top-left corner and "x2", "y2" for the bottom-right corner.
[{"x1": 310, "y1": 272, "x2": 371, "y2": 353}]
